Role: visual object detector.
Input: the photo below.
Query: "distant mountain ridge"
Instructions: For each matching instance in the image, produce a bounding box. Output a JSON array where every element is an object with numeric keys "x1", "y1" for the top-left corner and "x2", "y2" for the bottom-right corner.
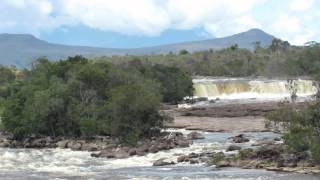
[{"x1": 0, "y1": 28, "x2": 274, "y2": 67}]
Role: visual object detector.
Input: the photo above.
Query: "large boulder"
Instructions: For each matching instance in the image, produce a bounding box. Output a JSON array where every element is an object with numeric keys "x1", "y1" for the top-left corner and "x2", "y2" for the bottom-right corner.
[
  {"x1": 153, "y1": 158, "x2": 175, "y2": 166},
  {"x1": 187, "y1": 132, "x2": 205, "y2": 140}
]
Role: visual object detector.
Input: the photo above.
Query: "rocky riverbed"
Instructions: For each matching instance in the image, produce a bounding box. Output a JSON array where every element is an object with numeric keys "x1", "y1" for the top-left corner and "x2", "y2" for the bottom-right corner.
[
  {"x1": 0, "y1": 130, "x2": 203, "y2": 159},
  {"x1": 1, "y1": 129, "x2": 320, "y2": 179}
]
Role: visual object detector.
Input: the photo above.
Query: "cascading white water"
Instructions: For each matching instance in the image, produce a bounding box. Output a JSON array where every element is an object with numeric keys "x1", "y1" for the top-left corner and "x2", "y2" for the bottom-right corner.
[
  {"x1": 0, "y1": 130, "x2": 292, "y2": 180},
  {"x1": 193, "y1": 78, "x2": 318, "y2": 100}
]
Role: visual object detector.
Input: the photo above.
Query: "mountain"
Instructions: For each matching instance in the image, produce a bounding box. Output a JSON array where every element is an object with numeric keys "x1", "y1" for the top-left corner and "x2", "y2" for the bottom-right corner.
[{"x1": 0, "y1": 28, "x2": 274, "y2": 67}]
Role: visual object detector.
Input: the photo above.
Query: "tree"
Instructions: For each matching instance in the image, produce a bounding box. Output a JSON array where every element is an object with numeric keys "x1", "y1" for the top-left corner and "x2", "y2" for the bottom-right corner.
[
  {"x1": 105, "y1": 81, "x2": 164, "y2": 144},
  {"x1": 269, "y1": 38, "x2": 290, "y2": 52},
  {"x1": 150, "y1": 64, "x2": 193, "y2": 104},
  {"x1": 230, "y1": 44, "x2": 239, "y2": 51},
  {"x1": 179, "y1": 49, "x2": 189, "y2": 55}
]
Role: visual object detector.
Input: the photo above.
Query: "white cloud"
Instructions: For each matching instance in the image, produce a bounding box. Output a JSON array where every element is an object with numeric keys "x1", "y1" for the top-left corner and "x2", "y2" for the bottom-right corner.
[
  {"x1": 290, "y1": 0, "x2": 314, "y2": 11},
  {"x1": 0, "y1": 0, "x2": 61, "y2": 35},
  {"x1": 59, "y1": 0, "x2": 171, "y2": 36},
  {"x1": 204, "y1": 15, "x2": 261, "y2": 37},
  {"x1": 272, "y1": 14, "x2": 301, "y2": 33},
  {"x1": 292, "y1": 31, "x2": 316, "y2": 45},
  {"x1": 0, "y1": 0, "x2": 318, "y2": 45},
  {"x1": 0, "y1": 0, "x2": 263, "y2": 37}
]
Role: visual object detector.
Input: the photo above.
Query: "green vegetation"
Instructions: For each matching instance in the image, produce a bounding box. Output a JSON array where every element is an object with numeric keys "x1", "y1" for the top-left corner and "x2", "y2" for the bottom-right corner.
[
  {"x1": 0, "y1": 56, "x2": 192, "y2": 144},
  {"x1": 266, "y1": 100, "x2": 320, "y2": 164},
  {"x1": 95, "y1": 39, "x2": 320, "y2": 78},
  {"x1": 1, "y1": 38, "x2": 320, "y2": 146}
]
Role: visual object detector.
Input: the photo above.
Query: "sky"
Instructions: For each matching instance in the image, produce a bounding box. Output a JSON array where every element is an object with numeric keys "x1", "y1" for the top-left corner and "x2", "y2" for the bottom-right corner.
[{"x1": 0, "y1": 0, "x2": 319, "y2": 48}]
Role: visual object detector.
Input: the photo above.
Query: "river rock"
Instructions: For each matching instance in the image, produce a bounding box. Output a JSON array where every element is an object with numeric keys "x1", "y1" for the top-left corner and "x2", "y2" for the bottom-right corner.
[
  {"x1": 189, "y1": 159, "x2": 199, "y2": 164},
  {"x1": 153, "y1": 158, "x2": 175, "y2": 166},
  {"x1": 0, "y1": 141, "x2": 10, "y2": 147},
  {"x1": 175, "y1": 139, "x2": 190, "y2": 148},
  {"x1": 113, "y1": 149, "x2": 130, "y2": 159},
  {"x1": 226, "y1": 145, "x2": 241, "y2": 151},
  {"x1": 187, "y1": 131, "x2": 205, "y2": 140},
  {"x1": 68, "y1": 141, "x2": 82, "y2": 150},
  {"x1": 81, "y1": 143, "x2": 99, "y2": 151},
  {"x1": 56, "y1": 140, "x2": 69, "y2": 148},
  {"x1": 188, "y1": 152, "x2": 199, "y2": 158},
  {"x1": 30, "y1": 138, "x2": 49, "y2": 148},
  {"x1": 91, "y1": 148, "x2": 114, "y2": 158},
  {"x1": 230, "y1": 134, "x2": 249, "y2": 143},
  {"x1": 215, "y1": 160, "x2": 231, "y2": 168},
  {"x1": 148, "y1": 145, "x2": 159, "y2": 153},
  {"x1": 274, "y1": 137, "x2": 281, "y2": 141},
  {"x1": 177, "y1": 155, "x2": 189, "y2": 162},
  {"x1": 128, "y1": 149, "x2": 137, "y2": 156}
]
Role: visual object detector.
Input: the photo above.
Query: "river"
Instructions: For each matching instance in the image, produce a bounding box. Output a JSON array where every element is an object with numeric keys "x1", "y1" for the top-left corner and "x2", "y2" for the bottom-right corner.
[
  {"x1": 0, "y1": 78, "x2": 319, "y2": 179},
  {"x1": 0, "y1": 130, "x2": 319, "y2": 179}
]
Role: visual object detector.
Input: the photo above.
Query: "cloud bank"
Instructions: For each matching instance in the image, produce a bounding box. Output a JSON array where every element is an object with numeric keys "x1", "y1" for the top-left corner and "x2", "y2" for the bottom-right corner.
[{"x1": 0, "y1": 0, "x2": 318, "y2": 45}]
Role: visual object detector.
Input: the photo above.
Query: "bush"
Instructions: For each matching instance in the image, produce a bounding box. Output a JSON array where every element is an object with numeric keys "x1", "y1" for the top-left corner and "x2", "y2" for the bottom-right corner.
[{"x1": 265, "y1": 101, "x2": 320, "y2": 164}]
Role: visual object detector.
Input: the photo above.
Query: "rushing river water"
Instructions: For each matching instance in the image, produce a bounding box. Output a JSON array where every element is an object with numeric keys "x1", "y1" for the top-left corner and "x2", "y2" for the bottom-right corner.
[{"x1": 0, "y1": 130, "x2": 319, "y2": 180}]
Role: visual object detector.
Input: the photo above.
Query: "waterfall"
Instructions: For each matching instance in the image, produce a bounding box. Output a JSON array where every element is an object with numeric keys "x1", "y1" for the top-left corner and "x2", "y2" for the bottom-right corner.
[{"x1": 193, "y1": 79, "x2": 318, "y2": 100}]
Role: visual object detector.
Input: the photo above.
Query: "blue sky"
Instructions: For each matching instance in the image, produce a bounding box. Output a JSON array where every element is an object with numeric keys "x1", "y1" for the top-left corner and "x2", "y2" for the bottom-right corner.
[{"x1": 0, "y1": 0, "x2": 319, "y2": 48}]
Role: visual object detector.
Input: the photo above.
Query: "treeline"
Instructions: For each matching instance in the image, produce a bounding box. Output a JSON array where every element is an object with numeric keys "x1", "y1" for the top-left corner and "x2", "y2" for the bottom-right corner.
[
  {"x1": 0, "y1": 56, "x2": 192, "y2": 144},
  {"x1": 95, "y1": 39, "x2": 320, "y2": 78}
]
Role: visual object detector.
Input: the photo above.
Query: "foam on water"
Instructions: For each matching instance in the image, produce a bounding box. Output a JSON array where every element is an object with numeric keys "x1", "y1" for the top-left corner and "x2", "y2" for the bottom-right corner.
[{"x1": 0, "y1": 131, "x2": 304, "y2": 180}]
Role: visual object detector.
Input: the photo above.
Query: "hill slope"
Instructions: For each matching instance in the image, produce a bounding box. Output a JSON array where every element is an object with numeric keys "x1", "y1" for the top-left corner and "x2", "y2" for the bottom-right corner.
[{"x1": 0, "y1": 28, "x2": 274, "y2": 67}]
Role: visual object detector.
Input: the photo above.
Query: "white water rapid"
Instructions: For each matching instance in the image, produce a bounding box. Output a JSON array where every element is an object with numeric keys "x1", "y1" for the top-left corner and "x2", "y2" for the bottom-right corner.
[{"x1": 0, "y1": 130, "x2": 318, "y2": 179}]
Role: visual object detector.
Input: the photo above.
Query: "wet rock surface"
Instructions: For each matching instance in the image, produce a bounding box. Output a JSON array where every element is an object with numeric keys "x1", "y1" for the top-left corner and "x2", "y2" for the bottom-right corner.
[
  {"x1": 0, "y1": 130, "x2": 192, "y2": 160},
  {"x1": 187, "y1": 131, "x2": 205, "y2": 140},
  {"x1": 229, "y1": 134, "x2": 250, "y2": 143},
  {"x1": 153, "y1": 158, "x2": 175, "y2": 166},
  {"x1": 226, "y1": 145, "x2": 241, "y2": 151},
  {"x1": 206, "y1": 139, "x2": 320, "y2": 175}
]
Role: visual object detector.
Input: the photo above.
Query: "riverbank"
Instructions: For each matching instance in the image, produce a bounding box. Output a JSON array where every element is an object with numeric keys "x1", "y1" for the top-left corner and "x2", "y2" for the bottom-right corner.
[{"x1": 210, "y1": 142, "x2": 320, "y2": 175}]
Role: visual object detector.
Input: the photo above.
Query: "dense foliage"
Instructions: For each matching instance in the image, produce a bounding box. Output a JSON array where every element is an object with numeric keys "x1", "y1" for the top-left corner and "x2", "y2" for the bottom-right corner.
[
  {"x1": 0, "y1": 56, "x2": 192, "y2": 143},
  {"x1": 266, "y1": 100, "x2": 320, "y2": 163}
]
